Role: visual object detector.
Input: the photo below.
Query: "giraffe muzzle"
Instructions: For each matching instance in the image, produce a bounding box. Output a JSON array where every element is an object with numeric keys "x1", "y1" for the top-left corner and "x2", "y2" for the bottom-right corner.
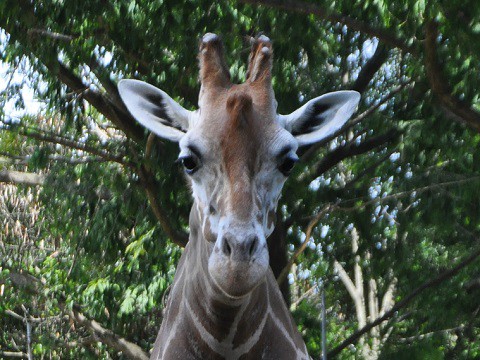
[
  {"x1": 220, "y1": 234, "x2": 259, "y2": 262},
  {"x1": 208, "y1": 231, "x2": 269, "y2": 297}
]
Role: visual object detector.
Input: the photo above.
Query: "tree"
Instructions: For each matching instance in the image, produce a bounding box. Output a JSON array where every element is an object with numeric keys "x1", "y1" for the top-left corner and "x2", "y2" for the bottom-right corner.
[{"x1": 1, "y1": 0, "x2": 480, "y2": 358}]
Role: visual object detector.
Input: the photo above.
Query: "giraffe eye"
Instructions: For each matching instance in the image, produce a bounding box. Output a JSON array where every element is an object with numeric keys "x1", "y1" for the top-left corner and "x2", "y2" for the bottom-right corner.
[
  {"x1": 279, "y1": 156, "x2": 298, "y2": 176},
  {"x1": 179, "y1": 155, "x2": 199, "y2": 175}
]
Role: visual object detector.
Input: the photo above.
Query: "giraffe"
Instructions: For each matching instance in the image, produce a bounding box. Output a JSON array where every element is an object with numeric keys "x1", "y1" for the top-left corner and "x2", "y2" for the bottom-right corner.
[{"x1": 118, "y1": 34, "x2": 360, "y2": 360}]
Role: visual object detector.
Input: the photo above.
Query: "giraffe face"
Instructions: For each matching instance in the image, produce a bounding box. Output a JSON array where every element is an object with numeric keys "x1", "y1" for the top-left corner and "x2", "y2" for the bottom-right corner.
[
  {"x1": 178, "y1": 88, "x2": 298, "y2": 297},
  {"x1": 118, "y1": 34, "x2": 360, "y2": 298}
]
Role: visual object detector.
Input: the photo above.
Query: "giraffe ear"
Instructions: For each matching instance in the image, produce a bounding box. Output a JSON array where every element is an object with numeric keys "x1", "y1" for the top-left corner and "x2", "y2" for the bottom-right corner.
[
  {"x1": 118, "y1": 79, "x2": 194, "y2": 142},
  {"x1": 278, "y1": 91, "x2": 360, "y2": 147}
]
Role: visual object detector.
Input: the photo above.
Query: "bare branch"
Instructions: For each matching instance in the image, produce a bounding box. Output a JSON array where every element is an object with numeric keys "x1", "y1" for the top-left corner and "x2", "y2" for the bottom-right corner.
[
  {"x1": 6, "y1": 269, "x2": 148, "y2": 360},
  {"x1": 398, "y1": 325, "x2": 465, "y2": 344},
  {"x1": 53, "y1": 61, "x2": 144, "y2": 141},
  {"x1": 0, "y1": 170, "x2": 45, "y2": 186},
  {"x1": 0, "y1": 152, "x2": 108, "y2": 165},
  {"x1": 321, "y1": 286, "x2": 327, "y2": 360},
  {"x1": 380, "y1": 278, "x2": 397, "y2": 317},
  {"x1": 27, "y1": 28, "x2": 75, "y2": 41},
  {"x1": 328, "y1": 241, "x2": 480, "y2": 357},
  {"x1": 289, "y1": 176, "x2": 480, "y2": 245},
  {"x1": 69, "y1": 308, "x2": 149, "y2": 360},
  {"x1": 21, "y1": 305, "x2": 33, "y2": 360},
  {"x1": 333, "y1": 260, "x2": 358, "y2": 302},
  {"x1": 368, "y1": 278, "x2": 379, "y2": 336},
  {"x1": 0, "y1": 351, "x2": 28, "y2": 359},
  {"x1": 344, "y1": 150, "x2": 395, "y2": 190},
  {"x1": 19, "y1": 129, "x2": 132, "y2": 167},
  {"x1": 334, "y1": 229, "x2": 367, "y2": 330},
  {"x1": 346, "y1": 82, "x2": 413, "y2": 131},
  {"x1": 5, "y1": 309, "x2": 65, "y2": 324},
  {"x1": 290, "y1": 285, "x2": 316, "y2": 310},
  {"x1": 277, "y1": 205, "x2": 333, "y2": 285},
  {"x1": 340, "y1": 176, "x2": 480, "y2": 212}
]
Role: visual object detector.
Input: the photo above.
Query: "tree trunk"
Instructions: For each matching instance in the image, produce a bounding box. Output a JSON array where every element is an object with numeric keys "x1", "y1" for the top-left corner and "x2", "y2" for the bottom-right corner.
[{"x1": 267, "y1": 216, "x2": 290, "y2": 306}]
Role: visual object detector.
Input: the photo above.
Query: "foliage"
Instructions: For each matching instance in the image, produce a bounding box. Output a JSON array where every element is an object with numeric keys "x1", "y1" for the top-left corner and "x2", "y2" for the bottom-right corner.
[{"x1": 1, "y1": 0, "x2": 480, "y2": 359}]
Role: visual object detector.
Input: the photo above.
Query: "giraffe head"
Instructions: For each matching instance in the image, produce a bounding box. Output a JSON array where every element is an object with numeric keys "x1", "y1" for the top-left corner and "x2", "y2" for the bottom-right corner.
[{"x1": 118, "y1": 34, "x2": 360, "y2": 298}]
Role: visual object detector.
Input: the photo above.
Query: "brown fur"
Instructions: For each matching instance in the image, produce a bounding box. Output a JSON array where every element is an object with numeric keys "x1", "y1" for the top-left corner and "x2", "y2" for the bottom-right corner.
[
  {"x1": 198, "y1": 34, "x2": 231, "y2": 90},
  {"x1": 221, "y1": 91, "x2": 258, "y2": 219},
  {"x1": 246, "y1": 36, "x2": 273, "y2": 83}
]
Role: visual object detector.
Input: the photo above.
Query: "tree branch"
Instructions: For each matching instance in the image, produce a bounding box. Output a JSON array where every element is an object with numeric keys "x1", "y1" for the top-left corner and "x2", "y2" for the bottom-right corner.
[
  {"x1": 380, "y1": 278, "x2": 397, "y2": 317},
  {"x1": 0, "y1": 152, "x2": 108, "y2": 165},
  {"x1": 5, "y1": 309, "x2": 65, "y2": 324},
  {"x1": 333, "y1": 260, "x2": 358, "y2": 304},
  {"x1": 53, "y1": 60, "x2": 144, "y2": 141},
  {"x1": 1, "y1": 3, "x2": 189, "y2": 248},
  {"x1": 69, "y1": 308, "x2": 149, "y2": 360},
  {"x1": 26, "y1": 28, "x2": 75, "y2": 41},
  {"x1": 300, "y1": 81, "x2": 412, "y2": 164},
  {"x1": 339, "y1": 176, "x2": 480, "y2": 212},
  {"x1": 0, "y1": 170, "x2": 45, "y2": 186},
  {"x1": 0, "y1": 351, "x2": 28, "y2": 359},
  {"x1": 352, "y1": 230, "x2": 366, "y2": 329},
  {"x1": 0, "y1": 0, "x2": 144, "y2": 142},
  {"x1": 352, "y1": 44, "x2": 389, "y2": 93},
  {"x1": 277, "y1": 205, "x2": 333, "y2": 285},
  {"x1": 327, "y1": 241, "x2": 480, "y2": 357},
  {"x1": 137, "y1": 165, "x2": 189, "y2": 248},
  {"x1": 311, "y1": 128, "x2": 401, "y2": 179},
  {"x1": 238, "y1": 0, "x2": 415, "y2": 53},
  {"x1": 424, "y1": 21, "x2": 480, "y2": 133},
  {"x1": 344, "y1": 150, "x2": 395, "y2": 190},
  {"x1": 19, "y1": 129, "x2": 132, "y2": 167},
  {"x1": 397, "y1": 325, "x2": 466, "y2": 344},
  {"x1": 15, "y1": 127, "x2": 187, "y2": 247},
  {"x1": 7, "y1": 268, "x2": 149, "y2": 360}
]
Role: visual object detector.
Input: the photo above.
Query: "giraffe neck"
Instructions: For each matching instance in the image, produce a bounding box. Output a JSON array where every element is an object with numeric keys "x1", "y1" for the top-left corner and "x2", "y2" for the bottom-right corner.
[{"x1": 150, "y1": 204, "x2": 310, "y2": 360}]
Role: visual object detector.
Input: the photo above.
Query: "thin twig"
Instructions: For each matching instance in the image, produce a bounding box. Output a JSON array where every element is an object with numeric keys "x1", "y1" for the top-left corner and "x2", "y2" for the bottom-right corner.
[
  {"x1": 21, "y1": 305, "x2": 33, "y2": 360},
  {"x1": 290, "y1": 285, "x2": 317, "y2": 310},
  {"x1": 18, "y1": 129, "x2": 133, "y2": 168},
  {"x1": 321, "y1": 285, "x2": 327, "y2": 360},
  {"x1": 339, "y1": 176, "x2": 480, "y2": 212},
  {"x1": 397, "y1": 325, "x2": 466, "y2": 343},
  {"x1": 301, "y1": 81, "x2": 412, "y2": 163},
  {"x1": 27, "y1": 28, "x2": 75, "y2": 41},
  {"x1": 277, "y1": 205, "x2": 334, "y2": 285}
]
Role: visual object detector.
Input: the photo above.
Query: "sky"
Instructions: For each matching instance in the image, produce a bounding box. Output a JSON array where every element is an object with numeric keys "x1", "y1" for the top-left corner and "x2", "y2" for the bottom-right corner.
[{"x1": 0, "y1": 30, "x2": 45, "y2": 122}]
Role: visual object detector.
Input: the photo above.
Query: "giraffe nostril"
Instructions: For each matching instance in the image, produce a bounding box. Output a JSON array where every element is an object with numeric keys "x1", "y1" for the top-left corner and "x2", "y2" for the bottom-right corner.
[
  {"x1": 249, "y1": 236, "x2": 258, "y2": 257},
  {"x1": 222, "y1": 237, "x2": 232, "y2": 256}
]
